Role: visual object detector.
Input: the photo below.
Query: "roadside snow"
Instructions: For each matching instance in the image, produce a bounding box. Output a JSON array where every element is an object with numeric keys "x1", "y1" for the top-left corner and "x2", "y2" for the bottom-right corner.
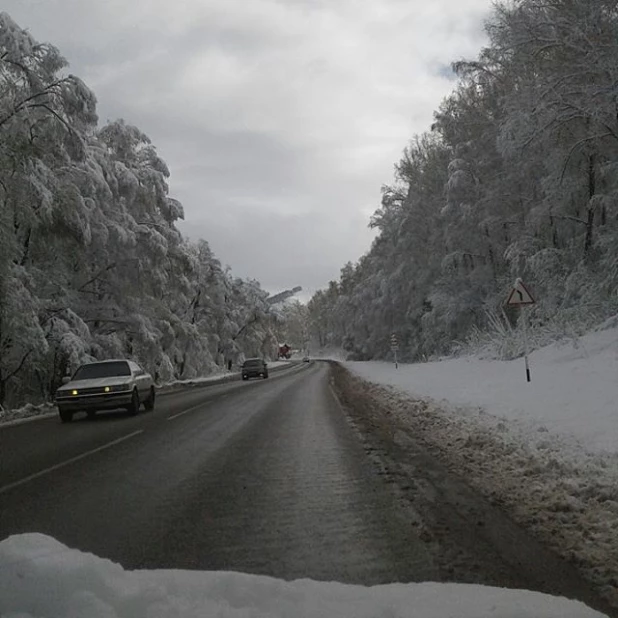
[
  {"x1": 342, "y1": 324, "x2": 618, "y2": 605},
  {"x1": 0, "y1": 403, "x2": 55, "y2": 426},
  {"x1": 162, "y1": 362, "x2": 291, "y2": 388},
  {"x1": 0, "y1": 362, "x2": 294, "y2": 425},
  {"x1": 316, "y1": 348, "x2": 349, "y2": 362},
  {"x1": 0, "y1": 533, "x2": 606, "y2": 618},
  {"x1": 162, "y1": 372, "x2": 236, "y2": 388},
  {"x1": 346, "y1": 325, "x2": 618, "y2": 455}
]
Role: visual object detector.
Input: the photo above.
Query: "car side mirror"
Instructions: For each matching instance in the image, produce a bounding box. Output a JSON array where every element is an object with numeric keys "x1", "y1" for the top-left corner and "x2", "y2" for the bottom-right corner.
[{"x1": 62, "y1": 376, "x2": 71, "y2": 384}]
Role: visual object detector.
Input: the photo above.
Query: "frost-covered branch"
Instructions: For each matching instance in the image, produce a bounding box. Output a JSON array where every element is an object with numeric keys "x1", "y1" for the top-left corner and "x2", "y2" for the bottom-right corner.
[{"x1": 76, "y1": 263, "x2": 117, "y2": 292}]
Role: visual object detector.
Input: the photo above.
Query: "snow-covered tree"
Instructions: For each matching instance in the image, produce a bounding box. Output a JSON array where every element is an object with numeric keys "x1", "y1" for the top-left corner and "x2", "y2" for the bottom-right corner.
[
  {"x1": 0, "y1": 14, "x2": 283, "y2": 406},
  {"x1": 310, "y1": 0, "x2": 618, "y2": 361}
]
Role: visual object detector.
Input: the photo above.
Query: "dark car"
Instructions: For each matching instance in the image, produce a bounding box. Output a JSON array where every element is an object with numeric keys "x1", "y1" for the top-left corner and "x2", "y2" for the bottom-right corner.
[{"x1": 241, "y1": 358, "x2": 269, "y2": 380}]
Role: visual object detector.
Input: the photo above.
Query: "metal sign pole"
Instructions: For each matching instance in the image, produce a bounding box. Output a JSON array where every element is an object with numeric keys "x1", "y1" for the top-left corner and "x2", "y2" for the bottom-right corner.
[
  {"x1": 506, "y1": 278, "x2": 535, "y2": 383},
  {"x1": 522, "y1": 309, "x2": 531, "y2": 383},
  {"x1": 390, "y1": 333, "x2": 398, "y2": 369}
]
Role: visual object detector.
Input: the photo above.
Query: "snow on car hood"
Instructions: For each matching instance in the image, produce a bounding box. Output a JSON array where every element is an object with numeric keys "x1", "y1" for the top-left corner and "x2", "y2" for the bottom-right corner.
[{"x1": 0, "y1": 534, "x2": 608, "y2": 618}]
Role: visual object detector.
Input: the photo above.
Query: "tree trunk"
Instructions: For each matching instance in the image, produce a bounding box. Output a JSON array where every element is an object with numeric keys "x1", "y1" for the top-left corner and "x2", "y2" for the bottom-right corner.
[
  {"x1": 549, "y1": 209, "x2": 559, "y2": 248},
  {"x1": 485, "y1": 226, "x2": 497, "y2": 280},
  {"x1": 584, "y1": 154, "x2": 596, "y2": 257},
  {"x1": 584, "y1": 207, "x2": 594, "y2": 256}
]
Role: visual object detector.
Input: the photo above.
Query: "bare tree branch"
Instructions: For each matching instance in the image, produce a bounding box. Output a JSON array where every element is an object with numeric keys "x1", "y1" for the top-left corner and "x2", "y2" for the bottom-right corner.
[
  {"x1": 2, "y1": 348, "x2": 34, "y2": 383},
  {"x1": 76, "y1": 263, "x2": 117, "y2": 292}
]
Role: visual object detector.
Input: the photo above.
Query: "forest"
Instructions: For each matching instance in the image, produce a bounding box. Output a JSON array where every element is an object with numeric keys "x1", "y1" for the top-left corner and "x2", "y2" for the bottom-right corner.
[
  {"x1": 0, "y1": 13, "x2": 285, "y2": 407},
  {"x1": 309, "y1": 0, "x2": 618, "y2": 362}
]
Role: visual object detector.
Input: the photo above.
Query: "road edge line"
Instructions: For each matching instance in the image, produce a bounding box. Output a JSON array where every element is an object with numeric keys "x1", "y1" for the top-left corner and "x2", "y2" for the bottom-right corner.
[
  {"x1": 0, "y1": 429, "x2": 144, "y2": 495},
  {"x1": 166, "y1": 401, "x2": 209, "y2": 421}
]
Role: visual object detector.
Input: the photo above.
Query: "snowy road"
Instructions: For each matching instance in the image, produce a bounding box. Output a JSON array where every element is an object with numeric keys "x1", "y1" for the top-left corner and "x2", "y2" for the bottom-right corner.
[
  {"x1": 1, "y1": 361, "x2": 614, "y2": 616},
  {"x1": 0, "y1": 361, "x2": 433, "y2": 584}
]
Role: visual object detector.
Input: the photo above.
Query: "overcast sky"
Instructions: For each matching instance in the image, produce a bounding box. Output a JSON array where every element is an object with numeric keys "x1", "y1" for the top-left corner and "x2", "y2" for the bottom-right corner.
[{"x1": 7, "y1": 0, "x2": 491, "y2": 300}]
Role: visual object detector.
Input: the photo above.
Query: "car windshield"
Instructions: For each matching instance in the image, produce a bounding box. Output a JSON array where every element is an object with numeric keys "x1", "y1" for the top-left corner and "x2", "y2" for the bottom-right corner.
[
  {"x1": 6, "y1": 3, "x2": 618, "y2": 617},
  {"x1": 73, "y1": 362, "x2": 131, "y2": 380}
]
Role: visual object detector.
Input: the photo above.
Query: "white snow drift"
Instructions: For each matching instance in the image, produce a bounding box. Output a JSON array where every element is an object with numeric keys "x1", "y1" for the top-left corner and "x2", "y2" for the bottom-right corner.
[
  {"x1": 345, "y1": 322, "x2": 618, "y2": 455},
  {"x1": 0, "y1": 534, "x2": 606, "y2": 618},
  {"x1": 341, "y1": 322, "x2": 618, "y2": 605}
]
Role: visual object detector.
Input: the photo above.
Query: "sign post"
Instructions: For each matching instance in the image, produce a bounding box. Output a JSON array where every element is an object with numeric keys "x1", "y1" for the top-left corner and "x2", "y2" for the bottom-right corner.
[
  {"x1": 390, "y1": 333, "x2": 399, "y2": 369},
  {"x1": 522, "y1": 311, "x2": 531, "y2": 383},
  {"x1": 506, "y1": 278, "x2": 536, "y2": 383}
]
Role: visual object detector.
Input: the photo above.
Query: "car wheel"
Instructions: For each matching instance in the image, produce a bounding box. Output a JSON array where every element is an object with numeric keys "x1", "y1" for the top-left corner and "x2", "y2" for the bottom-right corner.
[
  {"x1": 128, "y1": 389, "x2": 140, "y2": 416},
  {"x1": 87, "y1": 410, "x2": 97, "y2": 419},
  {"x1": 59, "y1": 407, "x2": 73, "y2": 423},
  {"x1": 144, "y1": 386, "x2": 156, "y2": 411}
]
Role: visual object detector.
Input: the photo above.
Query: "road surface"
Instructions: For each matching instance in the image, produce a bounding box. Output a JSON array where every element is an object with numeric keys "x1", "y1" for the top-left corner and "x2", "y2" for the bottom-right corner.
[
  {"x1": 0, "y1": 362, "x2": 433, "y2": 584},
  {"x1": 0, "y1": 361, "x2": 614, "y2": 617}
]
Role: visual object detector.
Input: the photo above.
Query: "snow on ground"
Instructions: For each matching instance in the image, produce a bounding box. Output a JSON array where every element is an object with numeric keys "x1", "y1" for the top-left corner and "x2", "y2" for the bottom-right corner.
[
  {"x1": 169, "y1": 361, "x2": 293, "y2": 382},
  {"x1": 162, "y1": 361, "x2": 292, "y2": 389},
  {"x1": 316, "y1": 348, "x2": 349, "y2": 362},
  {"x1": 342, "y1": 324, "x2": 618, "y2": 605},
  {"x1": 163, "y1": 372, "x2": 233, "y2": 386},
  {"x1": 0, "y1": 362, "x2": 294, "y2": 425},
  {"x1": 0, "y1": 403, "x2": 55, "y2": 426},
  {"x1": 346, "y1": 325, "x2": 618, "y2": 454},
  {"x1": 0, "y1": 533, "x2": 606, "y2": 618}
]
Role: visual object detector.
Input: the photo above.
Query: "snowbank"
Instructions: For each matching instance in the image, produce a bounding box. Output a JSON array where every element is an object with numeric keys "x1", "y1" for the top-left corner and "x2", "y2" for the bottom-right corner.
[
  {"x1": 160, "y1": 372, "x2": 237, "y2": 390},
  {"x1": 342, "y1": 324, "x2": 618, "y2": 605},
  {"x1": 0, "y1": 534, "x2": 606, "y2": 618},
  {"x1": 345, "y1": 325, "x2": 618, "y2": 454},
  {"x1": 161, "y1": 362, "x2": 293, "y2": 391},
  {"x1": 315, "y1": 348, "x2": 349, "y2": 362},
  {"x1": 265, "y1": 360, "x2": 294, "y2": 368},
  {"x1": 0, "y1": 403, "x2": 56, "y2": 426},
  {"x1": 0, "y1": 363, "x2": 296, "y2": 425},
  {"x1": 166, "y1": 361, "x2": 292, "y2": 385}
]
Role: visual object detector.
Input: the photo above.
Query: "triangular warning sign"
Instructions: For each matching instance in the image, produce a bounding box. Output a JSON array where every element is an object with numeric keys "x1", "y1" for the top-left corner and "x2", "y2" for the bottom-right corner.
[{"x1": 507, "y1": 279, "x2": 535, "y2": 306}]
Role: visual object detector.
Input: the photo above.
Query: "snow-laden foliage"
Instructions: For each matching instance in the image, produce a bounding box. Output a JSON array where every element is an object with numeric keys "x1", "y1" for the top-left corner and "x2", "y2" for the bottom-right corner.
[
  {"x1": 274, "y1": 300, "x2": 309, "y2": 351},
  {"x1": 309, "y1": 0, "x2": 618, "y2": 361},
  {"x1": 0, "y1": 14, "x2": 279, "y2": 406}
]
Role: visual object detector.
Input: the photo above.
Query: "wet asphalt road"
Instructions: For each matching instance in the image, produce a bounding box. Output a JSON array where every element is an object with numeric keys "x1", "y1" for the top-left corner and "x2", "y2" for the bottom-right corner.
[{"x1": 0, "y1": 362, "x2": 434, "y2": 584}]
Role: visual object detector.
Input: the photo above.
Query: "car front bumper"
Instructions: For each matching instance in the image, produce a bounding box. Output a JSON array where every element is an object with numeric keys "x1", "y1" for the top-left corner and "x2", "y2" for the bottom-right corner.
[{"x1": 55, "y1": 391, "x2": 133, "y2": 412}]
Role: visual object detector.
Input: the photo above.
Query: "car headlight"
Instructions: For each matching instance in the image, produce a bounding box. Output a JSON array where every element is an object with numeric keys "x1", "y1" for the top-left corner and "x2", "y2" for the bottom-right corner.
[{"x1": 108, "y1": 384, "x2": 131, "y2": 392}]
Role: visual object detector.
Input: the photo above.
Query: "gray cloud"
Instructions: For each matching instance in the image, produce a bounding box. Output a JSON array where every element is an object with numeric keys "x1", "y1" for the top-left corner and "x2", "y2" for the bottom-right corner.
[
  {"x1": 177, "y1": 207, "x2": 374, "y2": 300},
  {"x1": 6, "y1": 0, "x2": 492, "y2": 298}
]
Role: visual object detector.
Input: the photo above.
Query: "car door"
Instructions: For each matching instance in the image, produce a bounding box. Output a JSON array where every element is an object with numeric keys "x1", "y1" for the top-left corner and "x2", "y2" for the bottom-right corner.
[{"x1": 130, "y1": 362, "x2": 150, "y2": 399}]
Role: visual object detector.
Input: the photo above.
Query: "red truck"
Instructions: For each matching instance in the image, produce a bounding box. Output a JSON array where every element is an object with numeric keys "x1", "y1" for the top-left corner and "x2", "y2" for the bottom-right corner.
[{"x1": 278, "y1": 344, "x2": 291, "y2": 359}]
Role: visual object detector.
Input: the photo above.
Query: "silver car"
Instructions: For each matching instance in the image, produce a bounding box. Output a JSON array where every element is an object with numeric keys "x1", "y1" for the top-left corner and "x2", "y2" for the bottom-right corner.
[{"x1": 55, "y1": 360, "x2": 155, "y2": 423}]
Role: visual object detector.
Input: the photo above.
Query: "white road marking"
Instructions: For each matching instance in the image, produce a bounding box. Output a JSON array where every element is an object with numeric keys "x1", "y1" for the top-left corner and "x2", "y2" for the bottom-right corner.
[
  {"x1": 167, "y1": 401, "x2": 209, "y2": 421},
  {"x1": 166, "y1": 362, "x2": 310, "y2": 421},
  {"x1": 0, "y1": 430, "x2": 144, "y2": 495}
]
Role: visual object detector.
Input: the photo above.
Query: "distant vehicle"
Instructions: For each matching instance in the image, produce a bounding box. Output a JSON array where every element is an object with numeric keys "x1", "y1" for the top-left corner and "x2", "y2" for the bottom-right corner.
[
  {"x1": 278, "y1": 344, "x2": 291, "y2": 359},
  {"x1": 55, "y1": 360, "x2": 155, "y2": 423},
  {"x1": 241, "y1": 358, "x2": 269, "y2": 380},
  {"x1": 302, "y1": 356, "x2": 310, "y2": 362}
]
